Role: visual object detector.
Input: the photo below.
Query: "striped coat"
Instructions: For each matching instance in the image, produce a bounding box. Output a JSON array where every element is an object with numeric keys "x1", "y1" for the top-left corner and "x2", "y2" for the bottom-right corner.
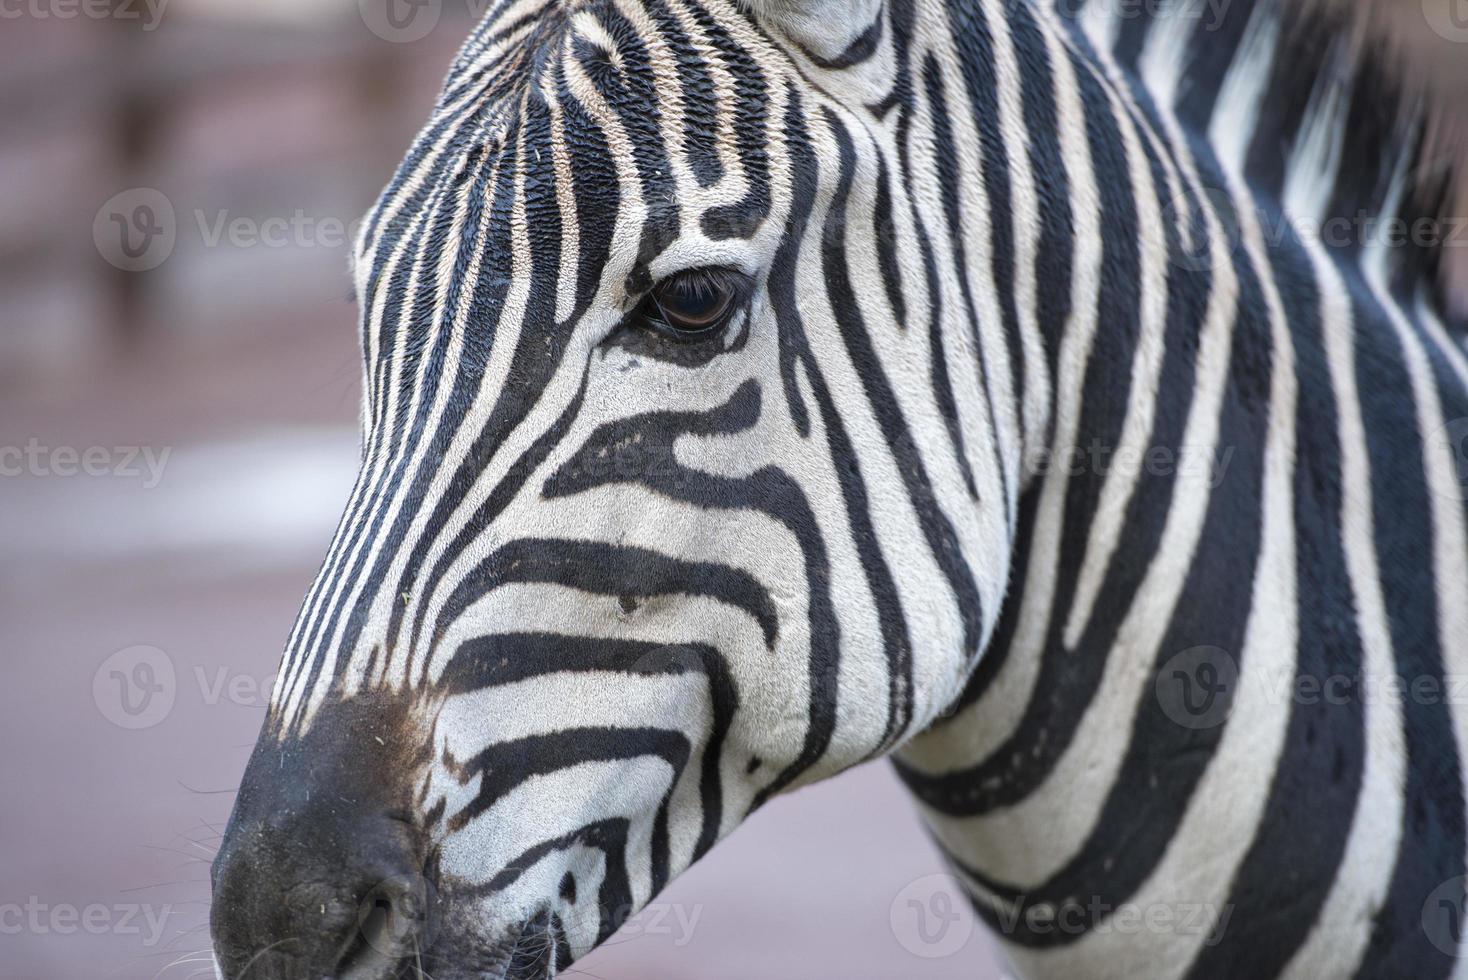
[{"x1": 211, "y1": 0, "x2": 1468, "y2": 977}]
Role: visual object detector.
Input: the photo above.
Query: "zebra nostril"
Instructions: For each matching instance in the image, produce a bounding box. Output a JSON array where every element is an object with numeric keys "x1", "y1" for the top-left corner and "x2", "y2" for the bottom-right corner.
[{"x1": 334, "y1": 872, "x2": 435, "y2": 979}]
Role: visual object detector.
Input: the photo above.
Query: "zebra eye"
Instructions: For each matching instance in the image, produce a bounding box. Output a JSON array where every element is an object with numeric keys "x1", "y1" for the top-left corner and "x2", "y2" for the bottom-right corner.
[{"x1": 643, "y1": 268, "x2": 745, "y2": 339}]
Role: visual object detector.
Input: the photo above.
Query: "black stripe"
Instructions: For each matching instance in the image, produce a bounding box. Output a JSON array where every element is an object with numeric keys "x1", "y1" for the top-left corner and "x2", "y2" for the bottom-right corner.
[
  {"x1": 769, "y1": 83, "x2": 918, "y2": 755},
  {"x1": 896, "y1": 44, "x2": 1146, "y2": 815},
  {"x1": 822, "y1": 107, "x2": 987, "y2": 689},
  {"x1": 1348, "y1": 301, "x2": 1464, "y2": 980}
]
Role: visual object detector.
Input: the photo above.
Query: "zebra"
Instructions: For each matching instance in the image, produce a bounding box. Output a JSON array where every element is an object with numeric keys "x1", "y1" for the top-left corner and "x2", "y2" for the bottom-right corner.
[{"x1": 209, "y1": 0, "x2": 1468, "y2": 975}]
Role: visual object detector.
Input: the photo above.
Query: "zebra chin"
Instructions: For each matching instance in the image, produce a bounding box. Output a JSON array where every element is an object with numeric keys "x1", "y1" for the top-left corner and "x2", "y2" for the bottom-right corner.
[
  {"x1": 209, "y1": 691, "x2": 585, "y2": 980},
  {"x1": 209, "y1": 910, "x2": 564, "y2": 980},
  {"x1": 211, "y1": 913, "x2": 566, "y2": 980}
]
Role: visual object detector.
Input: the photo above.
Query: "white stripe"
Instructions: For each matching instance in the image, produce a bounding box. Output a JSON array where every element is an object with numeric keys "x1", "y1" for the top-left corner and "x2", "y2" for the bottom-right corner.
[
  {"x1": 983, "y1": 0, "x2": 1055, "y2": 490},
  {"x1": 1208, "y1": 4, "x2": 1279, "y2": 174},
  {"x1": 900, "y1": 16, "x2": 1103, "y2": 773}
]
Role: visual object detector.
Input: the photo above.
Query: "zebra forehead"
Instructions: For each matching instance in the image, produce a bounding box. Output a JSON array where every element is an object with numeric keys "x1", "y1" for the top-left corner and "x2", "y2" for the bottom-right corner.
[
  {"x1": 356, "y1": 0, "x2": 789, "y2": 332},
  {"x1": 440, "y1": 0, "x2": 784, "y2": 147}
]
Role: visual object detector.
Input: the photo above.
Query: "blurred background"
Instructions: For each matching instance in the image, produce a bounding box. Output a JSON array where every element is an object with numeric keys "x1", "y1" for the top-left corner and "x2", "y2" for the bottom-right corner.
[{"x1": 0, "y1": 2, "x2": 1006, "y2": 977}]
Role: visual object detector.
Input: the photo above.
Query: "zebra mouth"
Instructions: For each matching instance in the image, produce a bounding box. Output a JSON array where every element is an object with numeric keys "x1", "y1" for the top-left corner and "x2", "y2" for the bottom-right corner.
[
  {"x1": 210, "y1": 926, "x2": 560, "y2": 980},
  {"x1": 399, "y1": 908, "x2": 564, "y2": 980},
  {"x1": 310, "y1": 924, "x2": 560, "y2": 980},
  {"x1": 496, "y1": 914, "x2": 563, "y2": 980}
]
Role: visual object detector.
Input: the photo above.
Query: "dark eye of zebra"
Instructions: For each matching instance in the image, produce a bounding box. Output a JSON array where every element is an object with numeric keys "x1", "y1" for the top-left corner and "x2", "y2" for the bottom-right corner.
[{"x1": 641, "y1": 267, "x2": 747, "y2": 340}]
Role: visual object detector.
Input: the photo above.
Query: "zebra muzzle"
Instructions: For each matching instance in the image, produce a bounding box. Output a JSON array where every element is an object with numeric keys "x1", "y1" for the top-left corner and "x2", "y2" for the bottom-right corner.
[
  {"x1": 210, "y1": 694, "x2": 450, "y2": 979},
  {"x1": 210, "y1": 809, "x2": 436, "y2": 979}
]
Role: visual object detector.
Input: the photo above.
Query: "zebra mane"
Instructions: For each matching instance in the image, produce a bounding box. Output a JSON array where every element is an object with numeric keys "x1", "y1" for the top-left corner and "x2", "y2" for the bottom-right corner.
[
  {"x1": 1264, "y1": 0, "x2": 1467, "y2": 320},
  {"x1": 738, "y1": 0, "x2": 1467, "y2": 318}
]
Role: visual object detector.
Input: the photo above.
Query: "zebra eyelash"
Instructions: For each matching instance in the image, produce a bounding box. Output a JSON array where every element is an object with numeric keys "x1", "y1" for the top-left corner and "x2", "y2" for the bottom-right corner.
[{"x1": 636, "y1": 266, "x2": 754, "y2": 343}]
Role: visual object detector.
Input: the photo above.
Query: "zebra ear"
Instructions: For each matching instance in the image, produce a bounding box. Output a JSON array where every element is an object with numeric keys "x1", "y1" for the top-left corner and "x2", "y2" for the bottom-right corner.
[{"x1": 743, "y1": 0, "x2": 885, "y2": 65}]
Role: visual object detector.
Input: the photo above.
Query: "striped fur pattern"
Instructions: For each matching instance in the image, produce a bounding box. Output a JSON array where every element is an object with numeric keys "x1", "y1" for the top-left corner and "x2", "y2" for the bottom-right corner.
[{"x1": 213, "y1": 0, "x2": 1468, "y2": 976}]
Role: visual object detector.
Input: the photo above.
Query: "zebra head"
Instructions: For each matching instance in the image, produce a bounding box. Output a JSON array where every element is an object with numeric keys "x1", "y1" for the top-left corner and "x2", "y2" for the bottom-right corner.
[{"x1": 212, "y1": 0, "x2": 1021, "y2": 975}]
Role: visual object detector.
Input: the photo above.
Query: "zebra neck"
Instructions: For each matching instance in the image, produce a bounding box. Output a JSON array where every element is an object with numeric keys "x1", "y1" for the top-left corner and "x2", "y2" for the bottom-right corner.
[{"x1": 888, "y1": 0, "x2": 1468, "y2": 976}]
